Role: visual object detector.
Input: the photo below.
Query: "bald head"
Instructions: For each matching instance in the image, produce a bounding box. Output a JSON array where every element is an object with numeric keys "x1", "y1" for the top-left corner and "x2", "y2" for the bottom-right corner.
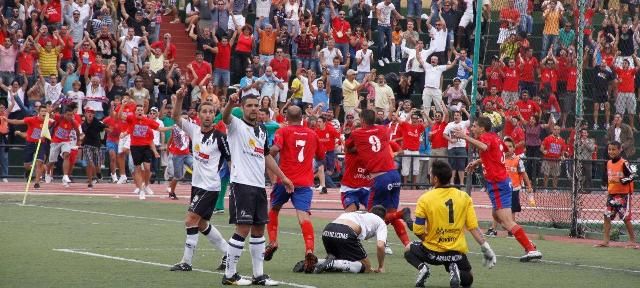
[{"x1": 287, "y1": 106, "x2": 302, "y2": 123}]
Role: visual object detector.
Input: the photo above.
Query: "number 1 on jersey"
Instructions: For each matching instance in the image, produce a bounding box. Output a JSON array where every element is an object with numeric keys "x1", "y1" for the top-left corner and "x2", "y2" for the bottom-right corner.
[
  {"x1": 445, "y1": 199, "x2": 454, "y2": 224},
  {"x1": 295, "y1": 140, "x2": 307, "y2": 162}
]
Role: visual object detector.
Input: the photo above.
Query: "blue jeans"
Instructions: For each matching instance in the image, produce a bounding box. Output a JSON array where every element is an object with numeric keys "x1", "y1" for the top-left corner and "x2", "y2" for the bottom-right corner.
[
  {"x1": 377, "y1": 25, "x2": 392, "y2": 60},
  {"x1": 541, "y1": 35, "x2": 557, "y2": 58},
  {"x1": 322, "y1": 8, "x2": 331, "y2": 33},
  {"x1": 519, "y1": 14, "x2": 533, "y2": 34}
]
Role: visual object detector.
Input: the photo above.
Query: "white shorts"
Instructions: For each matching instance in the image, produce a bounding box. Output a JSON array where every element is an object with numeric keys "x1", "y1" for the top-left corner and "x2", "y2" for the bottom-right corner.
[
  {"x1": 401, "y1": 150, "x2": 421, "y2": 176},
  {"x1": 459, "y1": 12, "x2": 474, "y2": 28},
  {"x1": 49, "y1": 142, "x2": 72, "y2": 162},
  {"x1": 276, "y1": 84, "x2": 289, "y2": 103},
  {"x1": 422, "y1": 87, "x2": 444, "y2": 111},
  {"x1": 118, "y1": 134, "x2": 131, "y2": 152}
]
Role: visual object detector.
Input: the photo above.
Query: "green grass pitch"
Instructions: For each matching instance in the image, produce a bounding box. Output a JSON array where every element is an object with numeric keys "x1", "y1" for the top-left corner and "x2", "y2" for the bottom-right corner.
[{"x1": 1, "y1": 195, "x2": 638, "y2": 287}]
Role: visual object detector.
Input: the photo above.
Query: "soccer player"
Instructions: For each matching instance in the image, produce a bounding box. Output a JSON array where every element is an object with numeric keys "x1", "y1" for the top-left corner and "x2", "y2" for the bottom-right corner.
[
  {"x1": 311, "y1": 205, "x2": 388, "y2": 274},
  {"x1": 169, "y1": 89, "x2": 230, "y2": 271},
  {"x1": 80, "y1": 107, "x2": 106, "y2": 188},
  {"x1": 340, "y1": 145, "x2": 372, "y2": 212},
  {"x1": 345, "y1": 109, "x2": 413, "y2": 251},
  {"x1": 222, "y1": 93, "x2": 293, "y2": 286},
  {"x1": 452, "y1": 116, "x2": 543, "y2": 261},
  {"x1": 485, "y1": 137, "x2": 533, "y2": 237},
  {"x1": 47, "y1": 103, "x2": 82, "y2": 187},
  {"x1": 595, "y1": 141, "x2": 638, "y2": 248},
  {"x1": 3, "y1": 106, "x2": 50, "y2": 188},
  {"x1": 116, "y1": 94, "x2": 137, "y2": 184},
  {"x1": 264, "y1": 105, "x2": 325, "y2": 273},
  {"x1": 405, "y1": 160, "x2": 497, "y2": 288}
]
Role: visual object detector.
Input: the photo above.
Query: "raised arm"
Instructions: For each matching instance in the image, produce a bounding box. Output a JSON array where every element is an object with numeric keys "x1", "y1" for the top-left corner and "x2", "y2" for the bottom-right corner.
[{"x1": 222, "y1": 92, "x2": 238, "y2": 125}]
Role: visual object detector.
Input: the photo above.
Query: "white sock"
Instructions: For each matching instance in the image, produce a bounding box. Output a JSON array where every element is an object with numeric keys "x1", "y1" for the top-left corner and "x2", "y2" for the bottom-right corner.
[
  {"x1": 332, "y1": 259, "x2": 363, "y2": 273},
  {"x1": 201, "y1": 224, "x2": 228, "y2": 253},
  {"x1": 225, "y1": 234, "x2": 245, "y2": 278},
  {"x1": 180, "y1": 227, "x2": 199, "y2": 265},
  {"x1": 249, "y1": 236, "x2": 265, "y2": 277}
]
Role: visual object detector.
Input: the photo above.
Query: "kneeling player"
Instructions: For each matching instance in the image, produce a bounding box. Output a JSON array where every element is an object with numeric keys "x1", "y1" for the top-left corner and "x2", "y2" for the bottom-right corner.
[
  {"x1": 169, "y1": 91, "x2": 229, "y2": 271},
  {"x1": 309, "y1": 205, "x2": 388, "y2": 274},
  {"x1": 405, "y1": 160, "x2": 496, "y2": 288}
]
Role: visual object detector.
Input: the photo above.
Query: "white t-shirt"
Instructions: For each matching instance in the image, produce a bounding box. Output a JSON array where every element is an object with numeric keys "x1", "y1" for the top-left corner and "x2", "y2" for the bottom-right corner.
[
  {"x1": 335, "y1": 211, "x2": 387, "y2": 242},
  {"x1": 85, "y1": 85, "x2": 106, "y2": 112},
  {"x1": 227, "y1": 116, "x2": 268, "y2": 188},
  {"x1": 301, "y1": 76, "x2": 312, "y2": 103},
  {"x1": 8, "y1": 88, "x2": 25, "y2": 113},
  {"x1": 424, "y1": 65, "x2": 447, "y2": 88},
  {"x1": 66, "y1": 90, "x2": 85, "y2": 114},
  {"x1": 355, "y1": 49, "x2": 372, "y2": 73},
  {"x1": 120, "y1": 36, "x2": 142, "y2": 61},
  {"x1": 256, "y1": 0, "x2": 272, "y2": 18},
  {"x1": 320, "y1": 47, "x2": 342, "y2": 67},
  {"x1": 429, "y1": 26, "x2": 448, "y2": 52},
  {"x1": 45, "y1": 82, "x2": 63, "y2": 104},
  {"x1": 285, "y1": 2, "x2": 300, "y2": 21},
  {"x1": 443, "y1": 120, "x2": 470, "y2": 149},
  {"x1": 152, "y1": 119, "x2": 164, "y2": 146},
  {"x1": 375, "y1": 2, "x2": 395, "y2": 26},
  {"x1": 181, "y1": 119, "x2": 229, "y2": 191}
]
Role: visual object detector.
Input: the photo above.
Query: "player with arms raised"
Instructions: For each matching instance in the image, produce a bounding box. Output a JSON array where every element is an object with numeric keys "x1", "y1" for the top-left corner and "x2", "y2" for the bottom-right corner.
[
  {"x1": 264, "y1": 106, "x2": 325, "y2": 273},
  {"x1": 405, "y1": 160, "x2": 496, "y2": 288},
  {"x1": 169, "y1": 89, "x2": 230, "y2": 272},
  {"x1": 345, "y1": 109, "x2": 412, "y2": 250},
  {"x1": 452, "y1": 116, "x2": 542, "y2": 261}
]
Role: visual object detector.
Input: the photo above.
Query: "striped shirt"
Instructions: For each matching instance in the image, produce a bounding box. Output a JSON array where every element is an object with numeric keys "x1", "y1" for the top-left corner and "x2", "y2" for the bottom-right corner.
[
  {"x1": 543, "y1": 9, "x2": 561, "y2": 35},
  {"x1": 514, "y1": 0, "x2": 528, "y2": 15},
  {"x1": 91, "y1": 16, "x2": 113, "y2": 33},
  {"x1": 38, "y1": 47, "x2": 61, "y2": 77}
]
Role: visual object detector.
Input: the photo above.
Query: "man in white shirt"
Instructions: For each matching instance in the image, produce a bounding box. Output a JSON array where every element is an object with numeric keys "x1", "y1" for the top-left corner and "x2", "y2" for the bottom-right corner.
[
  {"x1": 319, "y1": 39, "x2": 343, "y2": 68},
  {"x1": 311, "y1": 206, "x2": 388, "y2": 274},
  {"x1": 43, "y1": 74, "x2": 63, "y2": 105},
  {"x1": 423, "y1": 55, "x2": 457, "y2": 112},
  {"x1": 442, "y1": 109, "x2": 471, "y2": 184},
  {"x1": 375, "y1": 0, "x2": 404, "y2": 67},
  {"x1": 403, "y1": 40, "x2": 428, "y2": 93},
  {"x1": 355, "y1": 42, "x2": 373, "y2": 82},
  {"x1": 119, "y1": 27, "x2": 142, "y2": 62},
  {"x1": 424, "y1": 13, "x2": 448, "y2": 64}
]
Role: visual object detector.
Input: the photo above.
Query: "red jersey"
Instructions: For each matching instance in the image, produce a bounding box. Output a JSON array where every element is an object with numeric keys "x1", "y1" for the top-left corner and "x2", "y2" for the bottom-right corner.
[
  {"x1": 102, "y1": 116, "x2": 121, "y2": 142},
  {"x1": 515, "y1": 100, "x2": 541, "y2": 121},
  {"x1": 346, "y1": 125, "x2": 395, "y2": 173},
  {"x1": 478, "y1": 132, "x2": 509, "y2": 182},
  {"x1": 51, "y1": 114, "x2": 79, "y2": 143},
  {"x1": 43, "y1": 0, "x2": 62, "y2": 24},
  {"x1": 502, "y1": 66, "x2": 519, "y2": 92},
  {"x1": 557, "y1": 56, "x2": 569, "y2": 82},
  {"x1": 24, "y1": 116, "x2": 46, "y2": 143},
  {"x1": 566, "y1": 66, "x2": 577, "y2": 92},
  {"x1": 430, "y1": 121, "x2": 448, "y2": 149},
  {"x1": 117, "y1": 103, "x2": 137, "y2": 116},
  {"x1": 270, "y1": 57, "x2": 291, "y2": 81},
  {"x1": 331, "y1": 18, "x2": 351, "y2": 44},
  {"x1": 539, "y1": 67, "x2": 558, "y2": 92},
  {"x1": 603, "y1": 54, "x2": 615, "y2": 67},
  {"x1": 126, "y1": 114, "x2": 160, "y2": 146},
  {"x1": 616, "y1": 68, "x2": 637, "y2": 93},
  {"x1": 150, "y1": 41, "x2": 177, "y2": 60},
  {"x1": 273, "y1": 125, "x2": 324, "y2": 186},
  {"x1": 17, "y1": 51, "x2": 37, "y2": 75},
  {"x1": 542, "y1": 135, "x2": 565, "y2": 159},
  {"x1": 509, "y1": 126, "x2": 525, "y2": 155},
  {"x1": 214, "y1": 42, "x2": 231, "y2": 70},
  {"x1": 400, "y1": 122, "x2": 423, "y2": 151},
  {"x1": 60, "y1": 35, "x2": 74, "y2": 60},
  {"x1": 518, "y1": 57, "x2": 538, "y2": 82},
  {"x1": 315, "y1": 125, "x2": 341, "y2": 153},
  {"x1": 499, "y1": 8, "x2": 520, "y2": 29},
  {"x1": 485, "y1": 66, "x2": 504, "y2": 91},
  {"x1": 190, "y1": 60, "x2": 212, "y2": 84},
  {"x1": 544, "y1": 93, "x2": 561, "y2": 113},
  {"x1": 482, "y1": 95, "x2": 505, "y2": 110},
  {"x1": 340, "y1": 152, "x2": 372, "y2": 188}
]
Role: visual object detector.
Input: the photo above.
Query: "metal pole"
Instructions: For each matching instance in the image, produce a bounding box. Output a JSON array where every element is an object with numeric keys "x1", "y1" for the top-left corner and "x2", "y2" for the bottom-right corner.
[{"x1": 465, "y1": 0, "x2": 484, "y2": 194}]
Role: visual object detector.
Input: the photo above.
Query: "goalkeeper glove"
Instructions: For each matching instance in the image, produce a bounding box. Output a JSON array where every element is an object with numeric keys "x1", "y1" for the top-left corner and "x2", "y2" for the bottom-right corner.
[{"x1": 480, "y1": 242, "x2": 496, "y2": 269}]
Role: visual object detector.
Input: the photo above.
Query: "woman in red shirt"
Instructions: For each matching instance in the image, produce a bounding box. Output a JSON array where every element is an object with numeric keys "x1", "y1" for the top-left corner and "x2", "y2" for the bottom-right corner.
[{"x1": 232, "y1": 21, "x2": 254, "y2": 84}]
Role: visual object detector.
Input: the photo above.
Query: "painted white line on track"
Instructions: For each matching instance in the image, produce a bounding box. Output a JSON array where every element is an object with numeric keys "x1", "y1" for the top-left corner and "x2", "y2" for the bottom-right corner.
[
  {"x1": 17, "y1": 203, "x2": 640, "y2": 275},
  {"x1": 53, "y1": 249, "x2": 316, "y2": 288}
]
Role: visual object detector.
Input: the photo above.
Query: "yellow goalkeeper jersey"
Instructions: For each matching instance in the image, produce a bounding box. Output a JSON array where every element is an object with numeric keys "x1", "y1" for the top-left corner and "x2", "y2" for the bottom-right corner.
[{"x1": 413, "y1": 187, "x2": 479, "y2": 254}]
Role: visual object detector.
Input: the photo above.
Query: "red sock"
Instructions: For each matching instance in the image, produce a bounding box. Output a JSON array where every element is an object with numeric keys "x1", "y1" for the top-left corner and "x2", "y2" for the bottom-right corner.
[
  {"x1": 511, "y1": 224, "x2": 536, "y2": 252},
  {"x1": 267, "y1": 209, "x2": 279, "y2": 244},
  {"x1": 300, "y1": 220, "x2": 315, "y2": 253},
  {"x1": 391, "y1": 219, "x2": 410, "y2": 246},
  {"x1": 384, "y1": 209, "x2": 399, "y2": 224}
]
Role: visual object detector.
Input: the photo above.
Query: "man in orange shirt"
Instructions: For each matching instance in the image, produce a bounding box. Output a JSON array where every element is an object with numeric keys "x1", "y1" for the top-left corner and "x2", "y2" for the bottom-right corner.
[
  {"x1": 596, "y1": 141, "x2": 638, "y2": 248},
  {"x1": 256, "y1": 18, "x2": 277, "y2": 66}
]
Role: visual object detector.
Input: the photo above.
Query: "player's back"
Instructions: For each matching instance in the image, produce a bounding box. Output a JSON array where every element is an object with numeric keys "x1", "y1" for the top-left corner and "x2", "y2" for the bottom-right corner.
[
  {"x1": 347, "y1": 125, "x2": 395, "y2": 173},
  {"x1": 478, "y1": 132, "x2": 508, "y2": 182},
  {"x1": 415, "y1": 187, "x2": 478, "y2": 254},
  {"x1": 273, "y1": 125, "x2": 324, "y2": 187},
  {"x1": 341, "y1": 152, "x2": 372, "y2": 188}
]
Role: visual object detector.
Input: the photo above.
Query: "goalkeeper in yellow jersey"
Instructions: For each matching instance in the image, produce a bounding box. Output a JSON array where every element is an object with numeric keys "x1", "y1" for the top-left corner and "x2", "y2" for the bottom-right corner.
[{"x1": 404, "y1": 160, "x2": 497, "y2": 288}]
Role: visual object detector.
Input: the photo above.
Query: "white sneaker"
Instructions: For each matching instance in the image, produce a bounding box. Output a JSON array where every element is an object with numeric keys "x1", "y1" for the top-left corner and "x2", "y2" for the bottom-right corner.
[
  {"x1": 111, "y1": 174, "x2": 118, "y2": 183},
  {"x1": 593, "y1": 123, "x2": 599, "y2": 130},
  {"x1": 134, "y1": 188, "x2": 140, "y2": 195},
  {"x1": 378, "y1": 59, "x2": 385, "y2": 67},
  {"x1": 1, "y1": 178, "x2": 7, "y2": 183},
  {"x1": 383, "y1": 57, "x2": 390, "y2": 64},
  {"x1": 384, "y1": 243, "x2": 393, "y2": 255},
  {"x1": 137, "y1": 188, "x2": 146, "y2": 200},
  {"x1": 45, "y1": 174, "x2": 53, "y2": 183},
  {"x1": 520, "y1": 250, "x2": 543, "y2": 262},
  {"x1": 605, "y1": 123, "x2": 610, "y2": 130},
  {"x1": 145, "y1": 185, "x2": 154, "y2": 195},
  {"x1": 62, "y1": 175, "x2": 71, "y2": 184},
  {"x1": 117, "y1": 175, "x2": 127, "y2": 184},
  {"x1": 91, "y1": 179, "x2": 98, "y2": 185}
]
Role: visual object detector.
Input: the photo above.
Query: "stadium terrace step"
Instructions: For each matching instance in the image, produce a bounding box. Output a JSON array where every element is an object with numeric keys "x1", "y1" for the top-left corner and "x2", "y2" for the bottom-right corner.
[{"x1": 160, "y1": 16, "x2": 197, "y2": 71}]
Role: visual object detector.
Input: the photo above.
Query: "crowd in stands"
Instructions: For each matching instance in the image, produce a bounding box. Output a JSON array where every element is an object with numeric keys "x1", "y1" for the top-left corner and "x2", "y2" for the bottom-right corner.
[{"x1": 0, "y1": 0, "x2": 638, "y2": 192}]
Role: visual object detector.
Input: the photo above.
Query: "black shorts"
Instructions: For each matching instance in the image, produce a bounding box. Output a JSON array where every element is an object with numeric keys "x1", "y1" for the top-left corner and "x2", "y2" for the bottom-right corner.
[
  {"x1": 329, "y1": 87, "x2": 343, "y2": 105},
  {"x1": 188, "y1": 186, "x2": 219, "y2": 221},
  {"x1": 321, "y1": 223, "x2": 367, "y2": 261},
  {"x1": 24, "y1": 142, "x2": 46, "y2": 164},
  {"x1": 228, "y1": 182, "x2": 269, "y2": 225},
  {"x1": 407, "y1": 242, "x2": 472, "y2": 272},
  {"x1": 592, "y1": 89, "x2": 608, "y2": 104},
  {"x1": 562, "y1": 91, "x2": 576, "y2": 114},
  {"x1": 511, "y1": 189, "x2": 522, "y2": 213},
  {"x1": 130, "y1": 145, "x2": 153, "y2": 166}
]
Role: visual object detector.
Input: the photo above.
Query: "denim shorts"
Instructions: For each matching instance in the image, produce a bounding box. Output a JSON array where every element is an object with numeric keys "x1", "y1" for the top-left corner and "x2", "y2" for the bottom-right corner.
[{"x1": 213, "y1": 68, "x2": 230, "y2": 87}]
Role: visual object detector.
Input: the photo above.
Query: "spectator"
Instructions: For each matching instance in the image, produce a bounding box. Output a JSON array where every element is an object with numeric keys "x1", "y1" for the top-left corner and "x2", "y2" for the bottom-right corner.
[
  {"x1": 422, "y1": 55, "x2": 457, "y2": 112},
  {"x1": 403, "y1": 39, "x2": 427, "y2": 95},
  {"x1": 540, "y1": 124, "x2": 566, "y2": 189},
  {"x1": 575, "y1": 128, "x2": 596, "y2": 190},
  {"x1": 423, "y1": 12, "x2": 447, "y2": 64},
  {"x1": 151, "y1": 33, "x2": 177, "y2": 63},
  {"x1": 606, "y1": 113, "x2": 635, "y2": 159},
  {"x1": 444, "y1": 78, "x2": 469, "y2": 112},
  {"x1": 497, "y1": 0, "x2": 520, "y2": 45},
  {"x1": 342, "y1": 69, "x2": 367, "y2": 118},
  {"x1": 517, "y1": 48, "x2": 538, "y2": 97},
  {"x1": 591, "y1": 59, "x2": 616, "y2": 130},
  {"x1": 256, "y1": 20, "x2": 277, "y2": 67},
  {"x1": 329, "y1": 2, "x2": 351, "y2": 64},
  {"x1": 614, "y1": 56, "x2": 639, "y2": 130},
  {"x1": 355, "y1": 41, "x2": 373, "y2": 82},
  {"x1": 558, "y1": 23, "x2": 575, "y2": 51},
  {"x1": 400, "y1": 110, "x2": 428, "y2": 185},
  {"x1": 541, "y1": 0, "x2": 561, "y2": 58},
  {"x1": 443, "y1": 109, "x2": 470, "y2": 185},
  {"x1": 373, "y1": 75, "x2": 394, "y2": 114},
  {"x1": 375, "y1": 0, "x2": 404, "y2": 67},
  {"x1": 0, "y1": 37, "x2": 18, "y2": 95},
  {"x1": 429, "y1": 109, "x2": 449, "y2": 171}
]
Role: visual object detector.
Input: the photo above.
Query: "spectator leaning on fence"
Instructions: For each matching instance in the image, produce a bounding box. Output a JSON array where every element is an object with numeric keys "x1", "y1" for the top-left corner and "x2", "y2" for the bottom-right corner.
[{"x1": 606, "y1": 113, "x2": 635, "y2": 160}]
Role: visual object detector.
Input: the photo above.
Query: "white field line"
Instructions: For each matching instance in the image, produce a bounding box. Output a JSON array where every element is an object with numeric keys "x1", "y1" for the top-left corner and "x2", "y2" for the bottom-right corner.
[
  {"x1": 16, "y1": 203, "x2": 640, "y2": 275},
  {"x1": 53, "y1": 249, "x2": 316, "y2": 288}
]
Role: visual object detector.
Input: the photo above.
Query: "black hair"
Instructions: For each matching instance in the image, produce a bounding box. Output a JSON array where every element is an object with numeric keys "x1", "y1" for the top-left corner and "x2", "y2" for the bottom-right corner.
[
  {"x1": 431, "y1": 160, "x2": 453, "y2": 184},
  {"x1": 608, "y1": 141, "x2": 622, "y2": 149},
  {"x1": 241, "y1": 94, "x2": 259, "y2": 104},
  {"x1": 370, "y1": 205, "x2": 387, "y2": 220},
  {"x1": 476, "y1": 116, "x2": 492, "y2": 132},
  {"x1": 360, "y1": 109, "x2": 376, "y2": 125}
]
